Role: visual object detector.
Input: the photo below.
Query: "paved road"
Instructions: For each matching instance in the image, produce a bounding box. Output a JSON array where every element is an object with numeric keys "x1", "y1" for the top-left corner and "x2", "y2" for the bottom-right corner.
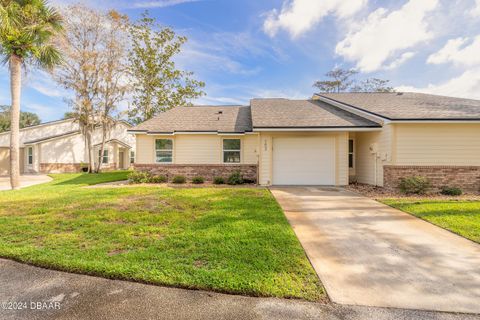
[
  {"x1": 270, "y1": 187, "x2": 480, "y2": 314},
  {"x1": 0, "y1": 175, "x2": 51, "y2": 191},
  {"x1": 0, "y1": 259, "x2": 477, "y2": 320}
]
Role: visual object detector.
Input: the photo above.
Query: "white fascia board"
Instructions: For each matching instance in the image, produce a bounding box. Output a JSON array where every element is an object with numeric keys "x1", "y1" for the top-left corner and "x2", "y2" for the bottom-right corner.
[
  {"x1": 390, "y1": 120, "x2": 480, "y2": 124},
  {"x1": 253, "y1": 127, "x2": 382, "y2": 132}
]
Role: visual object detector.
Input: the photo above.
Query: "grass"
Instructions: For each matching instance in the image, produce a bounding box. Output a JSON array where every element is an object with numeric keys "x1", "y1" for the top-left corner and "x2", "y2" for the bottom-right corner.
[
  {"x1": 381, "y1": 199, "x2": 480, "y2": 243},
  {"x1": 0, "y1": 172, "x2": 324, "y2": 301}
]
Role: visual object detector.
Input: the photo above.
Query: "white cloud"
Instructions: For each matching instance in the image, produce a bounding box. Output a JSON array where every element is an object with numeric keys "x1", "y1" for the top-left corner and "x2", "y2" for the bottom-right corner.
[
  {"x1": 178, "y1": 47, "x2": 262, "y2": 76},
  {"x1": 336, "y1": 0, "x2": 438, "y2": 72},
  {"x1": 471, "y1": 0, "x2": 480, "y2": 17},
  {"x1": 427, "y1": 36, "x2": 480, "y2": 67},
  {"x1": 396, "y1": 67, "x2": 480, "y2": 99},
  {"x1": 25, "y1": 70, "x2": 65, "y2": 98},
  {"x1": 384, "y1": 51, "x2": 415, "y2": 70},
  {"x1": 263, "y1": 0, "x2": 367, "y2": 38}
]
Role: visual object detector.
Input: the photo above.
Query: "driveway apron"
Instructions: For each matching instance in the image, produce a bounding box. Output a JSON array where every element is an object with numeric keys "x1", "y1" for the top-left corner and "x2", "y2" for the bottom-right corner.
[{"x1": 270, "y1": 187, "x2": 480, "y2": 314}]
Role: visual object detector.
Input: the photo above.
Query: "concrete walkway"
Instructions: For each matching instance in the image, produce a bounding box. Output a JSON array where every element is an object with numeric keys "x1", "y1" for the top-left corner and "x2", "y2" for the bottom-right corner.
[
  {"x1": 270, "y1": 187, "x2": 480, "y2": 314},
  {"x1": 0, "y1": 259, "x2": 476, "y2": 320},
  {"x1": 0, "y1": 175, "x2": 52, "y2": 191}
]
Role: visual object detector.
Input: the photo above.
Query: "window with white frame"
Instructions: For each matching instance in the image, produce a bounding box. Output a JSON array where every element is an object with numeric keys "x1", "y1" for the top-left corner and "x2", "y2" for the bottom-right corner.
[
  {"x1": 27, "y1": 147, "x2": 33, "y2": 165},
  {"x1": 155, "y1": 139, "x2": 173, "y2": 163},
  {"x1": 130, "y1": 150, "x2": 135, "y2": 164},
  {"x1": 98, "y1": 149, "x2": 108, "y2": 164},
  {"x1": 223, "y1": 139, "x2": 241, "y2": 163},
  {"x1": 348, "y1": 139, "x2": 354, "y2": 168}
]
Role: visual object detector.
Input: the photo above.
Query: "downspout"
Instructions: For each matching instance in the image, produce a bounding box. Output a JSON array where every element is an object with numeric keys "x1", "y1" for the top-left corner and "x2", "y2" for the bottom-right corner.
[{"x1": 374, "y1": 152, "x2": 378, "y2": 186}]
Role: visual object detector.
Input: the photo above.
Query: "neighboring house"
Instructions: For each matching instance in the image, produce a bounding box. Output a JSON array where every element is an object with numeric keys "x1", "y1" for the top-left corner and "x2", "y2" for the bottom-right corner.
[
  {"x1": 129, "y1": 92, "x2": 480, "y2": 192},
  {"x1": 0, "y1": 118, "x2": 135, "y2": 175}
]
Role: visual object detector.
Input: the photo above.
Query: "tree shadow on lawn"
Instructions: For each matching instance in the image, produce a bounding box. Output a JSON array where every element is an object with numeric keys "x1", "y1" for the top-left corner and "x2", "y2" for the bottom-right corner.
[{"x1": 53, "y1": 172, "x2": 129, "y2": 186}]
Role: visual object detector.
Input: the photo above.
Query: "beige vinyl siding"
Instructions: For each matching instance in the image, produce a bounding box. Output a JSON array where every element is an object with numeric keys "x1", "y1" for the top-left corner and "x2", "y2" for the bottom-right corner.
[
  {"x1": 259, "y1": 134, "x2": 273, "y2": 185},
  {"x1": 395, "y1": 123, "x2": 480, "y2": 165},
  {"x1": 243, "y1": 134, "x2": 258, "y2": 164},
  {"x1": 135, "y1": 135, "x2": 156, "y2": 164},
  {"x1": 258, "y1": 132, "x2": 348, "y2": 186},
  {"x1": 336, "y1": 132, "x2": 349, "y2": 185},
  {"x1": 135, "y1": 134, "x2": 258, "y2": 165},
  {"x1": 355, "y1": 124, "x2": 393, "y2": 186},
  {"x1": 175, "y1": 135, "x2": 221, "y2": 164}
]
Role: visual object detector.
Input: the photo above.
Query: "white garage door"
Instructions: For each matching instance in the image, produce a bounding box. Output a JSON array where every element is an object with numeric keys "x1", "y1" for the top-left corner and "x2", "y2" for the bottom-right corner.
[{"x1": 273, "y1": 137, "x2": 335, "y2": 185}]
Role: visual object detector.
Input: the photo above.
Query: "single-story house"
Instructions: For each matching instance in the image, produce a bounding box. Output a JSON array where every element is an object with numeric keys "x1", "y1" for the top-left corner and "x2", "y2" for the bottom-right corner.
[
  {"x1": 0, "y1": 118, "x2": 135, "y2": 175},
  {"x1": 128, "y1": 92, "x2": 480, "y2": 192}
]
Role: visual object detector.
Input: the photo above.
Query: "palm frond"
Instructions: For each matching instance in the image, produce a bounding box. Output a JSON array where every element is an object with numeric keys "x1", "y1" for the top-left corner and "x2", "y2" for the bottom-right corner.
[{"x1": 35, "y1": 43, "x2": 61, "y2": 69}]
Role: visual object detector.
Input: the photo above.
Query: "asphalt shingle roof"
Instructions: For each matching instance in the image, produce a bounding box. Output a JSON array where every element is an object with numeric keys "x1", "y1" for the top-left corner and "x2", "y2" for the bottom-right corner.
[
  {"x1": 250, "y1": 98, "x2": 381, "y2": 128},
  {"x1": 319, "y1": 92, "x2": 480, "y2": 120},
  {"x1": 130, "y1": 106, "x2": 252, "y2": 133}
]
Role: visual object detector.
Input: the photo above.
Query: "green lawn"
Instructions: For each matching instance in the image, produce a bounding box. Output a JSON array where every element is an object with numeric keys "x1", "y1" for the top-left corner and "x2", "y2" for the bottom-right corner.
[
  {"x1": 381, "y1": 199, "x2": 480, "y2": 243},
  {"x1": 0, "y1": 172, "x2": 323, "y2": 301}
]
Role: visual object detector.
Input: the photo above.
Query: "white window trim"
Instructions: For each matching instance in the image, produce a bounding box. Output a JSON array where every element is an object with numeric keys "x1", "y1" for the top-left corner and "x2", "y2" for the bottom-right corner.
[
  {"x1": 348, "y1": 139, "x2": 354, "y2": 169},
  {"x1": 27, "y1": 146, "x2": 33, "y2": 166},
  {"x1": 155, "y1": 138, "x2": 174, "y2": 163},
  {"x1": 98, "y1": 149, "x2": 109, "y2": 164},
  {"x1": 130, "y1": 150, "x2": 135, "y2": 164},
  {"x1": 222, "y1": 138, "x2": 241, "y2": 164}
]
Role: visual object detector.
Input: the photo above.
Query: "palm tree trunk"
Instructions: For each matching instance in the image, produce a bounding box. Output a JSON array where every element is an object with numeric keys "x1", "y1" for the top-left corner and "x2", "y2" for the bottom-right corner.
[{"x1": 9, "y1": 55, "x2": 22, "y2": 190}]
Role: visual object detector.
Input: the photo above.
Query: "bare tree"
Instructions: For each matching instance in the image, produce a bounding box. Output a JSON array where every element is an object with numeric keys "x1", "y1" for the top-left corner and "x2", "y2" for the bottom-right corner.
[
  {"x1": 313, "y1": 68, "x2": 358, "y2": 93},
  {"x1": 351, "y1": 78, "x2": 395, "y2": 93},
  {"x1": 54, "y1": 5, "x2": 129, "y2": 173},
  {"x1": 314, "y1": 68, "x2": 394, "y2": 93},
  {"x1": 95, "y1": 10, "x2": 129, "y2": 173}
]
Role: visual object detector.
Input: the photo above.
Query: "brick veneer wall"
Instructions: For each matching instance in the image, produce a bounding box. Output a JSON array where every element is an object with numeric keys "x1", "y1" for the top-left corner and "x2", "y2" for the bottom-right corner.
[
  {"x1": 134, "y1": 164, "x2": 258, "y2": 183},
  {"x1": 384, "y1": 165, "x2": 480, "y2": 193}
]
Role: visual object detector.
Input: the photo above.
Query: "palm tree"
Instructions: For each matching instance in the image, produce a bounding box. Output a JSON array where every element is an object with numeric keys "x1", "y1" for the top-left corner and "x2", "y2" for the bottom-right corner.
[{"x1": 0, "y1": 0, "x2": 63, "y2": 189}]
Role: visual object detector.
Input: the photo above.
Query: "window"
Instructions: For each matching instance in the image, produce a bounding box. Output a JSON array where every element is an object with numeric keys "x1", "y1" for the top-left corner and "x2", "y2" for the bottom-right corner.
[
  {"x1": 348, "y1": 139, "x2": 354, "y2": 168},
  {"x1": 98, "y1": 149, "x2": 108, "y2": 164},
  {"x1": 223, "y1": 139, "x2": 241, "y2": 163},
  {"x1": 155, "y1": 139, "x2": 173, "y2": 163},
  {"x1": 130, "y1": 151, "x2": 135, "y2": 164},
  {"x1": 27, "y1": 147, "x2": 33, "y2": 165}
]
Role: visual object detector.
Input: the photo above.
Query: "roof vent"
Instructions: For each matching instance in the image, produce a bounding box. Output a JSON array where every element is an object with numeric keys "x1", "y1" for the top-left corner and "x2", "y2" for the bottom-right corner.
[
  {"x1": 217, "y1": 111, "x2": 223, "y2": 114},
  {"x1": 396, "y1": 92, "x2": 403, "y2": 96}
]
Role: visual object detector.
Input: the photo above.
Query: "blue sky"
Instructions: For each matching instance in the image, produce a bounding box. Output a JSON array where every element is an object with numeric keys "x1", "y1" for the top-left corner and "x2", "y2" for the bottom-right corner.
[{"x1": 1, "y1": 0, "x2": 480, "y2": 122}]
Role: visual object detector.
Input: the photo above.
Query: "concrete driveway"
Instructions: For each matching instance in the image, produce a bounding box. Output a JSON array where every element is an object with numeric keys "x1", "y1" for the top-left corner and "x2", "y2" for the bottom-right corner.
[
  {"x1": 270, "y1": 187, "x2": 480, "y2": 314},
  {"x1": 0, "y1": 175, "x2": 52, "y2": 191}
]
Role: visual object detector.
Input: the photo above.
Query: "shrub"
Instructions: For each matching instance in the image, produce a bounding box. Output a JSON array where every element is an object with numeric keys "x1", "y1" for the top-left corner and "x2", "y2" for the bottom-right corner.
[
  {"x1": 227, "y1": 171, "x2": 244, "y2": 185},
  {"x1": 440, "y1": 186, "x2": 462, "y2": 196},
  {"x1": 398, "y1": 176, "x2": 431, "y2": 195},
  {"x1": 242, "y1": 178, "x2": 256, "y2": 184},
  {"x1": 128, "y1": 171, "x2": 151, "y2": 184},
  {"x1": 191, "y1": 176, "x2": 204, "y2": 184},
  {"x1": 172, "y1": 175, "x2": 186, "y2": 184},
  {"x1": 213, "y1": 176, "x2": 225, "y2": 184},
  {"x1": 149, "y1": 175, "x2": 167, "y2": 183}
]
